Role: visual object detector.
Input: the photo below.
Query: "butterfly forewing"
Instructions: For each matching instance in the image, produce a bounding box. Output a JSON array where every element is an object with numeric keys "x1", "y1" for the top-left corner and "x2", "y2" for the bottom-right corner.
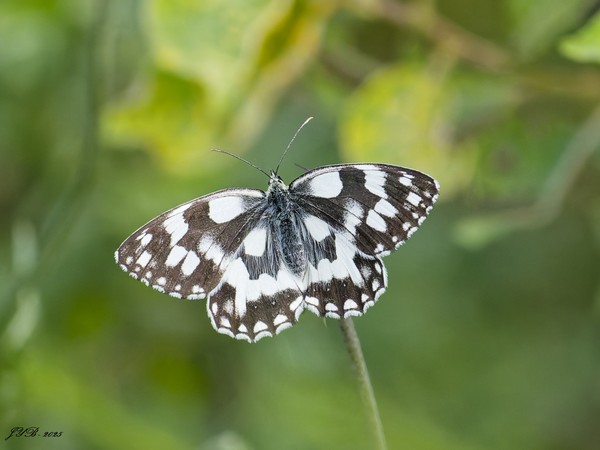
[
  {"x1": 116, "y1": 163, "x2": 439, "y2": 342},
  {"x1": 115, "y1": 189, "x2": 266, "y2": 299},
  {"x1": 290, "y1": 164, "x2": 440, "y2": 256}
]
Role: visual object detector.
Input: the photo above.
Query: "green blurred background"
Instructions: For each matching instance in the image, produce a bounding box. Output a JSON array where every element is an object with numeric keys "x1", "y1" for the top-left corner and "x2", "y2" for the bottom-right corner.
[{"x1": 2, "y1": 0, "x2": 600, "y2": 449}]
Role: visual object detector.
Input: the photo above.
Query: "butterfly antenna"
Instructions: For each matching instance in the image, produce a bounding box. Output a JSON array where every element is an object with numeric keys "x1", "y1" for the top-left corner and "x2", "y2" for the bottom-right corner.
[
  {"x1": 212, "y1": 149, "x2": 270, "y2": 179},
  {"x1": 275, "y1": 116, "x2": 313, "y2": 175},
  {"x1": 294, "y1": 162, "x2": 311, "y2": 173}
]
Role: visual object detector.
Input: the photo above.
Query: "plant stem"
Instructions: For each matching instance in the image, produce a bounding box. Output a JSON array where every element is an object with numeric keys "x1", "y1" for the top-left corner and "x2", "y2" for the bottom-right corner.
[{"x1": 340, "y1": 318, "x2": 388, "y2": 450}]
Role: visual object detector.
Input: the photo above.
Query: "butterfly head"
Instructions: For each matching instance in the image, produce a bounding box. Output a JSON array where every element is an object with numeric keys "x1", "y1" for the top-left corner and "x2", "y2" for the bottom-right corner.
[{"x1": 268, "y1": 171, "x2": 288, "y2": 193}]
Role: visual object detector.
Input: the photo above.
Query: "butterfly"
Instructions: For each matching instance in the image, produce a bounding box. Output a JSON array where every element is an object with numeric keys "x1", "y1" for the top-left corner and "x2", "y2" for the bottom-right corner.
[{"x1": 115, "y1": 149, "x2": 439, "y2": 342}]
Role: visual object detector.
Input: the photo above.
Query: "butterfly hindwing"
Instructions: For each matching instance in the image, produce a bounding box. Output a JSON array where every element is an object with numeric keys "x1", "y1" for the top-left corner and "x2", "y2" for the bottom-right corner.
[
  {"x1": 302, "y1": 231, "x2": 388, "y2": 318},
  {"x1": 206, "y1": 219, "x2": 305, "y2": 341}
]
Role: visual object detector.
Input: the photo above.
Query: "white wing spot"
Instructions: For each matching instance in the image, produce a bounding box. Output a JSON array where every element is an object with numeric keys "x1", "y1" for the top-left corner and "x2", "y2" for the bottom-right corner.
[
  {"x1": 224, "y1": 258, "x2": 250, "y2": 317},
  {"x1": 165, "y1": 245, "x2": 187, "y2": 267},
  {"x1": 372, "y1": 279, "x2": 380, "y2": 291},
  {"x1": 276, "y1": 322, "x2": 293, "y2": 334},
  {"x1": 168, "y1": 203, "x2": 191, "y2": 217},
  {"x1": 332, "y1": 235, "x2": 363, "y2": 285},
  {"x1": 253, "y1": 321, "x2": 268, "y2": 333},
  {"x1": 317, "y1": 259, "x2": 334, "y2": 283},
  {"x1": 304, "y1": 215, "x2": 330, "y2": 241},
  {"x1": 224, "y1": 300, "x2": 234, "y2": 315},
  {"x1": 243, "y1": 227, "x2": 267, "y2": 257},
  {"x1": 343, "y1": 199, "x2": 364, "y2": 235},
  {"x1": 374, "y1": 198, "x2": 398, "y2": 218},
  {"x1": 198, "y1": 235, "x2": 225, "y2": 264},
  {"x1": 306, "y1": 297, "x2": 319, "y2": 306},
  {"x1": 254, "y1": 330, "x2": 273, "y2": 342},
  {"x1": 181, "y1": 251, "x2": 200, "y2": 276},
  {"x1": 399, "y1": 176, "x2": 413, "y2": 187},
  {"x1": 140, "y1": 233, "x2": 153, "y2": 247},
  {"x1": 290, "y1": 296, "x2": 303, "y2": 312},
  {"x1": 136, "y1": 251, "x2": 152, "y2": 268},
  {"x1": 406, "y1": 192, "x2": 422, "y2": 207},
  {"x1": 364, "y1": 169, "x2": 387, "y2": 198},
  {"x1": 325, "y1": 303, "x2": 338, "y2": 312},
  {"x1": 360, "y1": 265, "x2": 372, "y2": 279},
  {"x1": 208, "y1": 196, "x2": 246, "y2": 224},
  {"x1": 308, "y1": 171, "x2": 343, "y2": 198},
  {"x1": 258, "y1": 273, "x2": 278, "y2": 296},
  {"x1": 163, "y1": 213, "x2": 189, "y2": 247},
  {"x1": 273, "y1": 314, "x2": 288, "y2": 326},
  {"x1": 344, "y1": 299, "x2": 359, "y2": 310},
  {"x1": 366, "y1": 210, "x2": 387, "y2": 232}
]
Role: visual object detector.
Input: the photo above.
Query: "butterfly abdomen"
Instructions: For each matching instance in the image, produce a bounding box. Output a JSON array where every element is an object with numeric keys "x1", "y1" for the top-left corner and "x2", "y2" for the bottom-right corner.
[
  {"x1": 275, "y1": 215, "x2": 306, "y2": 276},
  {"x1": 268, "y1": 182, "x2": 306, "y2": 277}
]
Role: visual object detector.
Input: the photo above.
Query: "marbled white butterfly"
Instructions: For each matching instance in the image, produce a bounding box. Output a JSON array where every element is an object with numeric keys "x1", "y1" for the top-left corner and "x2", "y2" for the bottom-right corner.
[{"x1": 115, "y1": 147, "x2": 439, "y2": 342}]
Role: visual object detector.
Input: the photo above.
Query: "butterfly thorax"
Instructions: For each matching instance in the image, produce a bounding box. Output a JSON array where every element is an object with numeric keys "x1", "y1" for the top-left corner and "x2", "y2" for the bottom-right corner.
[{"x1": 266, "y1": 173, "x2": 306, "y2": 277}]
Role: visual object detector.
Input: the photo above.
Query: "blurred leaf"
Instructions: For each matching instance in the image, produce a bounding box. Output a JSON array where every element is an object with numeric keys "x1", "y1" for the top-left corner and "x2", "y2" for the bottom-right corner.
[
  {"x1": 105, "y1": 69, "x2": 217, "y2": 171},
  {"x1": 20, "y1": 351, "x2": 193, "y2": 450},
  {"x1": 339, "y1": 61, "x2": 518, "y2": 198},
  {"x1": 107, "y1": 0, "x2": 336, "y2": 173},
  {"x1": 507, "y1": 0, "x2": 592, "y2": 59},
  {"x1": 0, "y1": 6, "x2": 66, "y2": 94},
  {"x1": 560, "y1": 11, "x2": 600, "y2": 63},
  {"x1": 473, "y1": 113, "x2": 571, "y2": 201},
  {"x1": 226, "y1": 0, "x2": 336, "y2": 147},
  {"x1": 147, "y1": 0, "x2": 270, "y2": 109}
]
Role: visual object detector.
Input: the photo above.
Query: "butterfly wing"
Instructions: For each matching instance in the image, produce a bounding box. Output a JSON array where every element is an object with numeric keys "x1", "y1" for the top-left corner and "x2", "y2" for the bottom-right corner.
[
  {"x1": 290, "y1": 163, "x2": 439, "y2": 317},
  {"x1": 291, "y1": 163, "x2": 440, "y2": 256},
  {"x1": 115, "y1": 188, "x2": 268, "y2": 299},
  {"x1": 115, "y1": 188, "x2": 307, "y2": 342}
]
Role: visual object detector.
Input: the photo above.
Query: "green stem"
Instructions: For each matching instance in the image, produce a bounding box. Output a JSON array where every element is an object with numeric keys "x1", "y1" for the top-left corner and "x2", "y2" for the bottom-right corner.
[{"x1": 340, "y1": 318, "x2": 388, "y2": 450}]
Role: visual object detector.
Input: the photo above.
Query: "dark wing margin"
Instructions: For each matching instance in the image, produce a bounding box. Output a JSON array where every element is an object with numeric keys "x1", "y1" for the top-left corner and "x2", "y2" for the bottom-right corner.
[
  {"x1": 115, "y1": 188, "x2": 266, "y2": 301},
  {"x1": 290, "y1": 163, "x2": 440, "y2": 257}
]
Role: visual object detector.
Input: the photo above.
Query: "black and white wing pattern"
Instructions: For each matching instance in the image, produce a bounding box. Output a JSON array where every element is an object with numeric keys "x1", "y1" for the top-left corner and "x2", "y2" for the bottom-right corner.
[
  {"x1": 289, "y1": 164, "x2": 439, "y2": 318},
  {"x1": 115, "y1": 163, "x2": 439, "y2": 342}
]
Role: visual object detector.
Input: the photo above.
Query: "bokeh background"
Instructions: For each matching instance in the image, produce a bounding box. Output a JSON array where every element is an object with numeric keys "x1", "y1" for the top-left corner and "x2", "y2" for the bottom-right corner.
[{"x1": 2, "y1": 1, "x2": 600, "y2": 449}]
